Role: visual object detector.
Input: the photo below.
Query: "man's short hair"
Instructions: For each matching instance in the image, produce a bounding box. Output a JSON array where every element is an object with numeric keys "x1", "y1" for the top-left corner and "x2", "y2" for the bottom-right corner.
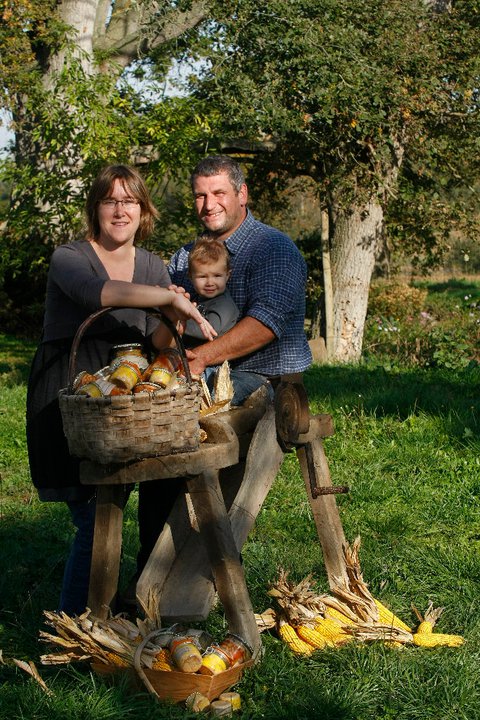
[
  {"x1": 188, "y1": 236, "x2": 231, "y2": 273},
  {"x1": 190, "y1": 155, "x2": 245, "y2": 193}
]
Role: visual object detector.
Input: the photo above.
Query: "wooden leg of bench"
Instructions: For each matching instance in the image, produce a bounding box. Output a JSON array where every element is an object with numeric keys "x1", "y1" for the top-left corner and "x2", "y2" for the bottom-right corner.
[
  {"x1": 297, "y1": 438, "x2": 349, "y2": 588},
  {"x1": 187, "y1": 470, "x2": 262, "y2": 657},
  {"x1": 229, "y1": 403, "x2": 284, "y2": 549},
  {"x1": 87, "y1": 485, "x2": 124, "y2": 619}
]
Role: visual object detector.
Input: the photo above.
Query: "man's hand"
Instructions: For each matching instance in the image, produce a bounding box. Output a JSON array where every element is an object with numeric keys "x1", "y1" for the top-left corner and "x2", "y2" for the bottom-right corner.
[
  {"x1": 185, "y1": 316, "x2": 275, "y2": 374},
  {"x1": 186, "y1": 348, "x2": 208, "y2": 376}
]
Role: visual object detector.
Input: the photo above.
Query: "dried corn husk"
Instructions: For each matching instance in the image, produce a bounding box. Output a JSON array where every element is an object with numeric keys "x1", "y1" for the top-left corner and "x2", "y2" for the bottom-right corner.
[
  {"x1": 268, "y1": 569, "x2": 327, "y2": 625},
  {"x1": 199, "y1": 361, "x2": 234, "y2": 417},
  {"x1": 254, "y1": 608, "x2": 277, "y2": 631},
  {"x1": 13, "y1": 659, "x2": 53, "y2": 696},
  {"x1": 213, "y1": 361, "x2": 234, "y2": 411},
  {"x1": 268, "y1": 536, "x2": 464, "y2": 653},
  {"x1": 40, "y1": 608, "x2": 174, "y2": 668}
]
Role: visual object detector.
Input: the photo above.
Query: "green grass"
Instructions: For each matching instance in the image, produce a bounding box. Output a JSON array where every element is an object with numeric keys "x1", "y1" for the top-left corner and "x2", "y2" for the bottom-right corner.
[{"x1": 1, "y1": 286, "x2": 480, "y2": 719}]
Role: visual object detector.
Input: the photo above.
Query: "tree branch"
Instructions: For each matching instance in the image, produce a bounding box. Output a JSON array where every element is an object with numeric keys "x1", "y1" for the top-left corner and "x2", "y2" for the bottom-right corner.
[{"x1": 94, "y1": 0, "x2": 208, "y2": 68}]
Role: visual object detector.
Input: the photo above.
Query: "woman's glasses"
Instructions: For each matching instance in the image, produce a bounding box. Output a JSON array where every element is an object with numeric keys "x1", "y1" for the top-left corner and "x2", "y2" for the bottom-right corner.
[{"x1": 100, "y1": 198, "x2": 139, "y2": 209}]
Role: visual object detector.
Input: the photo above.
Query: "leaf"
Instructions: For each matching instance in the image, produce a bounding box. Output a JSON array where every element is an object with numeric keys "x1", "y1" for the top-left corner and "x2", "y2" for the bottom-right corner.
[{"x1": 13, "y1": 659, "x2": 54, "y2": 696}]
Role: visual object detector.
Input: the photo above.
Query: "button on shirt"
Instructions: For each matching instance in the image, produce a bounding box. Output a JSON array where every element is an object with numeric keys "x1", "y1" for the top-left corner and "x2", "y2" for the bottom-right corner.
[{"x1": 168, "y1": 211, "x2": 312, "y2": 376}]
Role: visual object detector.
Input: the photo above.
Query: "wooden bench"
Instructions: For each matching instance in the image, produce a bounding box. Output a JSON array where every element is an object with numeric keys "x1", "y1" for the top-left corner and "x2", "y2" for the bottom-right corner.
[{"x1": 80, "y1": 382, "x2": 348, "y2": 658}]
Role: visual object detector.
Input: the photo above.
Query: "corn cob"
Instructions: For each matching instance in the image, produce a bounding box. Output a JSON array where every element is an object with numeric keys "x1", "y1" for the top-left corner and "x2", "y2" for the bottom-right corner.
[
  {"x1": 412, "y1": 632, "x2": 464, "y2": 648},
  {"x1": 152, "y1": 648, "x2": 175, "y2": 671},
  {"x1": 278, "y1": 619, "x2": 313, "y2": 655},
  {"x1": 413, "y1": 602, "x2": 444, "y2": 635},
  {"x1": 313, "y1": 617, "x2": 352, "y2": 646},
  {"x1": 324, "y1": 607, "x2": 356, "y2": 626},
  {"x1": 105, "y1": 651, "x2": 131, "y2": 668},
  {"x1": 320, "y1": 595, "x2": 360, "y2": 622},
  {"x1": 350, "y1": 623, "x2": 413, "y2": 645},
  {"x1": 296, "y1": 624, "x2": 328, "y2": 649},
  {"x1": 416, "y1": 621, "x2": 433, "y2": 635},
  {"x1": 374, "y1": 599, "x2": 412, "y2": 633}
]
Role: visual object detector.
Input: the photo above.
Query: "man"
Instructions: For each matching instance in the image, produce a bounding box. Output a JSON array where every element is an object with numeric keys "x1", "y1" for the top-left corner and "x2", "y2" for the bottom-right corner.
[
  {"x1": 134, "y1": 155, "x2": 312, "y2": 591},
  {"x1": 169, "y1": 154, "x2": 312, "y2": 398}
]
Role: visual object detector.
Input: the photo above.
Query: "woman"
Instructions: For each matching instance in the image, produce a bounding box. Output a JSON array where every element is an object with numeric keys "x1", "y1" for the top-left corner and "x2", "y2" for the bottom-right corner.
[{"x1": 26, "y1": 164, "x2": 215, "y2": 615}]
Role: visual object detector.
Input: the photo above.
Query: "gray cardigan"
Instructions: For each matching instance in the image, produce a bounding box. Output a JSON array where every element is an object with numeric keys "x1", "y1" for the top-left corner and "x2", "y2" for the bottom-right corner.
[{"x1": 42, "y1": 240, "x2": 170, "y2": 342}]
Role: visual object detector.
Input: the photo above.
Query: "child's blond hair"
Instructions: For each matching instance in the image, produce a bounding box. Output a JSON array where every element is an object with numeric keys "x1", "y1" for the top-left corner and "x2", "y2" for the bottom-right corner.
[{"x1": 188, "y1": 236, "x2": 231, "y2": 274}]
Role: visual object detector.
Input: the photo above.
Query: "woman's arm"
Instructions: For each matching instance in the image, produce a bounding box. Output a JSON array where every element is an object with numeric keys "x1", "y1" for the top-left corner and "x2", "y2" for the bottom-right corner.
[{"x1": 100, "y1": 280, "x2": 216, "y2": 341}]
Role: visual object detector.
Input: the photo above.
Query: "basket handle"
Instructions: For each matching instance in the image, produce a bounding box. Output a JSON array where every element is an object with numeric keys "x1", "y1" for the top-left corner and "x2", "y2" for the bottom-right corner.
[{"x1": 67, "y1": 306, "x2": 193, "y2": 392}]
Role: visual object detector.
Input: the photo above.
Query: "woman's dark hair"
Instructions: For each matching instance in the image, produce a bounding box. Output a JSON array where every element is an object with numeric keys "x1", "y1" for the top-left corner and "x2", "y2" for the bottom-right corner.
[{"x1": 85, "y1": 164, "x2": 159, "y2": 242}]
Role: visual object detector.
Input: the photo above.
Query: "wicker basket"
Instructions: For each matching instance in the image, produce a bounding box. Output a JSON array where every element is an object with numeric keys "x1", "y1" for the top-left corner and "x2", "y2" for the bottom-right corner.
[
  {"x1": 92, "y1": 659, "x2": 253, "y2": 703},
  {"x1": 59, "y1": 307, "x2": 201, "y2": 465}
]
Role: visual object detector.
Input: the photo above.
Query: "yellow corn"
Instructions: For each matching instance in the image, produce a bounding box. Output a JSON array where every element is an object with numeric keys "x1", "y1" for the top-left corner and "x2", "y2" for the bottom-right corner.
[
  {"x1": 412, "y1": 633, "x2": 464, "y2": 648},
  {"x1": 152, "y1": 648, "x2": 175, "y2": 671},
  {"x1": 324, "y1": 607, "x2": 355, "y2": 626},
  {"x1": 313, "y1": 617, "x2": 352, "y2": 646},
  {"x1": 416, "y1": 620, "x2": 433, "y2": 635},
  {"x1": 278, "y1": 620, "x2": 313, "y2": 655},
  {"x1": 374, "y1": 599, "x2": 412, "y2": 633},
  {"x1": 413, "y1": 602, "x2": 444, "y2": 634},
  {"x1": 105, "y1": 652, "x2": 130, "y2": 668},
  {"x1": 297, "y1": 625, "x2": 328, "y2": 649}
]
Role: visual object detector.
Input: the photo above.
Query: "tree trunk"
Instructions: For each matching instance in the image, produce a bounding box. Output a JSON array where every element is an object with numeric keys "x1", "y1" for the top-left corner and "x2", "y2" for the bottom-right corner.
[
  {"x1": 46, "y1": 0, "x2": 98, "y2": 79},
  {"x1": 328, "y1": 132, "x2": 404, "y2": 363},
  {"x1": 320, "y1": 209, "x2": 334, "y2": 360},
  {"x1": 330, "y1": 199, "x2": 384, "y2": 362}
]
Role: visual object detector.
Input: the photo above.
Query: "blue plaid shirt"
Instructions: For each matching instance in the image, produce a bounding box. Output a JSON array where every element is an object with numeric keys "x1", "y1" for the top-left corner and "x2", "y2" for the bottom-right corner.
[{"x1": 168, "y1": 211, "x2": 312, "y2": 376}]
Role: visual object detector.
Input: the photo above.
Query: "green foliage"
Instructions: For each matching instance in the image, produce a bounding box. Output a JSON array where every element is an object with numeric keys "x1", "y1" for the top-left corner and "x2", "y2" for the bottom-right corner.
[
  {"x1": 0, "y1": 0, "x2": 65, "y2": 105},
  {"x1": 295, "y1": 229, "x2": 324, "y2": 321},
  {"x1": 364, "y1": 278, "x2": 480, "y2": 369},
  {"x1": 0, "y1": 1, "x2": 218, "y2": 329},
  {"x1": 444, "y1": 234, "x2": 480, "y2": 275},
  {"x1": 368, "y1": 282, "x2": 428, "y2": 320},
  {"x1": 185, "y1": 0, "x2": 480, "y2": 265},
  {"x1": 2, "y1": 0, "x2": 480, "y2": 342},
  {"x1": 1, "y1": 52, "x2": 213, "y2": 251}
]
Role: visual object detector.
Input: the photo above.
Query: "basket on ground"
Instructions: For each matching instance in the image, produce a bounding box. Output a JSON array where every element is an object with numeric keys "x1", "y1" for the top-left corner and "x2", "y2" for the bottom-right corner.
[
  {"x1": 92, "y1": 660, "x2": 253, "y2": 702},
  {"x1": 59, "y1": 307, "x2": 201, "y2": 465}
]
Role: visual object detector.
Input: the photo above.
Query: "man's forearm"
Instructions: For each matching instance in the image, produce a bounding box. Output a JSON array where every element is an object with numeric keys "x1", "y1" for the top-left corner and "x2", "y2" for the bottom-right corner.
[{"x1": 188, "y1": 316, "x2": 275, "y2": 373}]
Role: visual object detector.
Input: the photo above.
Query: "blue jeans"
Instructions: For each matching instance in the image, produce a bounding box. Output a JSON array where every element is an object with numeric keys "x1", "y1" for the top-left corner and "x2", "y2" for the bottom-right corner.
[
  {"x1": 59, "y1": 488, "x2": 132, "y2": 615},
  {"x1": 58, "y1": 498, "x2": 97, "y2": 616},
  {"x1": 204, "y1": 368, "x2": 272, "y2": 406}
]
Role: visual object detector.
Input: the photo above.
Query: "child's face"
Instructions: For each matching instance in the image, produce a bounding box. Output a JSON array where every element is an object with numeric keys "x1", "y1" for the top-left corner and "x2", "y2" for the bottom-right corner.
[{"x1": 190, "y1": 258, "x2": 230, "y2": 298}]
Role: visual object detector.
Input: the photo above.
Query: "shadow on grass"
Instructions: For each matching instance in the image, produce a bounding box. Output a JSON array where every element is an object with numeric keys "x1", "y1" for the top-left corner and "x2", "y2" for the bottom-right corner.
[
  {"x1": 0, "y1": 498, "x2": 140, "y2": 658},
  {"x1": 415, "y1": 277, "x2": 480, "y2": 300},
  {"x1": 0, "y1": 507, "x2": 70, "y2": 657}
]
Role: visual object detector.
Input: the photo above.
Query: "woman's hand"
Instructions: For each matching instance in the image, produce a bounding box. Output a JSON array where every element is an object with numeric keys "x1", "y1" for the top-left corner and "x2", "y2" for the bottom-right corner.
[{"x1": 171, "y1": 293, "x2": 217, "y2": 341}]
